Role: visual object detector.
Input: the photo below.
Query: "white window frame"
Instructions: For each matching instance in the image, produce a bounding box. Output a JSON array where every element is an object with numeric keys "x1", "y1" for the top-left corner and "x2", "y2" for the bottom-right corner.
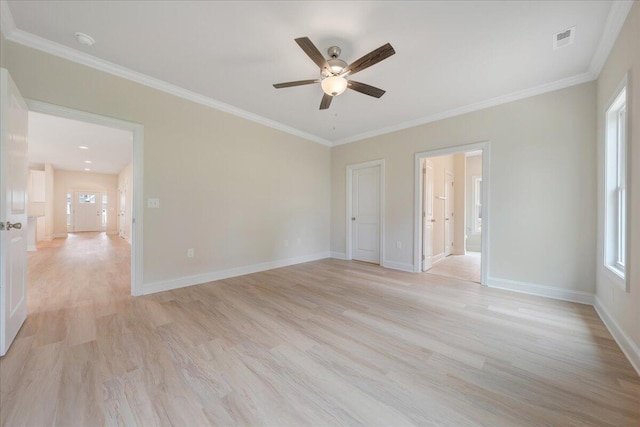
[{"x1": 603, "y1": 77, "x2": 629, "y2": 291}]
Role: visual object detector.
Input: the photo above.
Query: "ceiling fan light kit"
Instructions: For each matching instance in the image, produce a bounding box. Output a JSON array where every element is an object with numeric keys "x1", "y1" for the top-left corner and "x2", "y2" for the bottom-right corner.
[
  {"x1": 321, "y1": 76, "x2": 348, "y2": 97},
  {"x1": 273, "y1": 37, "x2": 395, "y2": 110}
]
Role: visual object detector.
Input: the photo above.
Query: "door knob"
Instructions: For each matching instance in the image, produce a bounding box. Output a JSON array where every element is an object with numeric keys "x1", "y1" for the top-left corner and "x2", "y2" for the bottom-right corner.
[
  {"x1": 430, "y1": 219, "x2": 436, "y2": 223},
  {"x1": 351, "y1": 217, "x2": 356, "y2": 221},
  {"x1": 7, "y1": 221, "x2": 22, "y2": 230}
]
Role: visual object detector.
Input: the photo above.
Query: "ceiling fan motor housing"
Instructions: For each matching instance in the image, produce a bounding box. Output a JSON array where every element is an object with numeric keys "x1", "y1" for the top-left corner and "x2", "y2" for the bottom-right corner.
[{"x1": 323, "y1": 46, "x2": 347, "y2": 77}]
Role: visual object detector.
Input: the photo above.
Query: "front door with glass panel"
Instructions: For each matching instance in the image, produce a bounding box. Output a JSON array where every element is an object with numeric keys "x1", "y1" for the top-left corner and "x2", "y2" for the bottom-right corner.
[{"x1": 73, "y1": 191, "x2": 102, "y2": 232}]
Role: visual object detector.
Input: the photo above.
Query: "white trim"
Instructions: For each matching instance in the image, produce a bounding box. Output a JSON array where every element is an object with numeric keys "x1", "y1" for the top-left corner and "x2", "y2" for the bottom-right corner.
[
  {"x1": 414, "y1": 141, "x2": 490, "y2": 286},
  {"x1": 589, "y1": 1, "x2": 635, "y2": 78},
  {"x1": 330, "y1": 251, "x2": 347, "y2": 260},
  {"x1": 488, "y1": 277, "x2": 595, "y2": 305},
  {"x1": 332, "y1": 73, "x2": 594, "y2": 146},
  {"x1": 432, "y1": 252, "x2": 446, "y2": 264},
  {"x1": 51, "y1": 233, "x2": 68, "y2": 239},
  {"x1": 382, "y1": 260, "x2": 414, "y2": 273},
  {"x1": 143, "y1": 252, "x2": 330, "y2": 295},
  {"x1": 25, "y1": 100, "x2": 145, "y2": 296},
  {"x1": 0, "y1": 16, "x2": 330, "y2": 147},
  {"x1": 594, "y1": 297, "x2": 640, "y2": 375},
  {"x1": 0, "y1": 0, "x2": 629, "y2": 148},
  {"x1": 0, "y1": 1, "x2": 16, "y2": 37},
  {"x1": 602, "y1": 74, "x2": 630, "y2": 293},
  {"x1": 346, "y1": 159, "x2": 385, "y2": 265}
]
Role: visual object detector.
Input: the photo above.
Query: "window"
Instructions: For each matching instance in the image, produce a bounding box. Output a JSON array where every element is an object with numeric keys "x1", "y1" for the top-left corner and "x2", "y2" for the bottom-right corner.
[
  {"x1": 79, "y1": 193, "x2": 96, "y2": 204},
  {"x1": 472, "y1": 176, "x2": 482, "y2": 233},
  {"x1": 604, "y1": 82, "x2": 628, "y2": 287}
]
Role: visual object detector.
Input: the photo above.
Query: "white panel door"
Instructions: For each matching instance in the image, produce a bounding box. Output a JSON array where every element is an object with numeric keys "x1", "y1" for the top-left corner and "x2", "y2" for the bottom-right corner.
[
  {"x1": 444, "y1": 171, "x2": 454, "y2": 256},
  {"x1": 351, "y1": 165, "x2": 380, "y2": 263},
  {"x1": 0, "y1": 69, "x2": 29, "y2": 356},
  {"x1": 422, "y1": 160, "x2": 434, "y2": 271},
  {"x1": 74, "y1": 191, "x2": 102, "y2": 232}
]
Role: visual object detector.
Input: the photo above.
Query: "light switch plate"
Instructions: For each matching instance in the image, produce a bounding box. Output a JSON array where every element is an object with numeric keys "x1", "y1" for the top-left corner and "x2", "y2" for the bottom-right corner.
[{"x1": 147, "y1": 198, "x2": 160, "y2": 208}]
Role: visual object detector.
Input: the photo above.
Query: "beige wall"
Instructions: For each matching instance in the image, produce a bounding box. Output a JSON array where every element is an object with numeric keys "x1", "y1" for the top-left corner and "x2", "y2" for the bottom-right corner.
[
  {"x1": 53, "y1": 169, "x2": 118, "y2": 236},
  {"x1": 331, "y1": 82, "x2": 597, "y2": 292},
  {"x1": 465, "y1": 155, "x2": 482, "y2": 252},
  {"x1": 117, "y1": 162, "x2": 133, "y2": 243},
  {"x1": 595, "y1": 3, "x2": 640, "y2": 362},
  {"x1": 453, "y1": 153, "x2": 466, "y2": 255},
  {"x1": 0, "y1": 34, "x2": 5, "y2": 68},
  {"x1": 44, "y1": 163, "x2": 54, "y2": 240},
  {"x1": 3, "y1": 39, "x2": 330, "y2": 286}
]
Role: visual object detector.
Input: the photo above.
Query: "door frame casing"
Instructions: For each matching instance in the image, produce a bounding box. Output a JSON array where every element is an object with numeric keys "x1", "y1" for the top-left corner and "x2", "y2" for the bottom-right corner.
[
  {"x1": 346, "y1": 159, "x2": 385, "y2": 264},
  {"x1": 414, "y1": 141, "x2": 490, "y2": 285},
  {"x1": 26, "y1": 100, "x2": 144, "y2": 296}
]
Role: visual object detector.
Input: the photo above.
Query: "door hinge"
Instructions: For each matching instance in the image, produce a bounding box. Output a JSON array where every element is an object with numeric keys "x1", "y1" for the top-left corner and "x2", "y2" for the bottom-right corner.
[{"x1": 0, "y1": 222, "x2": 4, "y2": 231}]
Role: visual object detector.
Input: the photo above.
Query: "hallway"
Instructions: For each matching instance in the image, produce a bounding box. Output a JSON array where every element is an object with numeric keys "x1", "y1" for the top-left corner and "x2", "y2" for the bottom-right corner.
[
  {"x1": 425, "y1": 252, "x2": 481, "y2": 283},
  {"x1": 27, "y1": 232, "x2": 131, "y2": 313}
]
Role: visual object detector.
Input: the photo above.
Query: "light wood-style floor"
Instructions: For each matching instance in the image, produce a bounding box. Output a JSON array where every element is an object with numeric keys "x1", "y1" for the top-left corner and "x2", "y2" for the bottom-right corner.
[
  {"x1": 426, "y1": 252, "x2": 482, "y2": 283},
  {"x1": 1, "y1": 233, "x2": 639, "y2": 426}
]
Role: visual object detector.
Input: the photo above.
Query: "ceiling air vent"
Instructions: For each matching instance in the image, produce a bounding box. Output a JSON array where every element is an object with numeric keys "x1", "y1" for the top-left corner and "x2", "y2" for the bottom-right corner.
[{"x1": 553, "y1": 26, "x2": 575, "y2": 50}]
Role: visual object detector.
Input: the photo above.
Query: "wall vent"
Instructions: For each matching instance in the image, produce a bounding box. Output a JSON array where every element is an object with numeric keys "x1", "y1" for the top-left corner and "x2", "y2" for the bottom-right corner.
[{"x1": 553, "y1": 26, "x2": 576, "y2": 50}]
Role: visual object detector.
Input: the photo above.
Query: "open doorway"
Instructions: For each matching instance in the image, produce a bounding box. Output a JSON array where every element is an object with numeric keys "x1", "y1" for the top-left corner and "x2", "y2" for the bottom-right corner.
[
  {"x1": 414, "y1": 143, "x2": 489, "y2": 284},
  {"x1": 24, "y1": 102, "x2": 143, "y2": 319}
]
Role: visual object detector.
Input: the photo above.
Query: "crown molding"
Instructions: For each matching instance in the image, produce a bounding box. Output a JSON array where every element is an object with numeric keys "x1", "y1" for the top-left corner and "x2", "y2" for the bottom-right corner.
[
  {"x1": 332, "y1": 71, "x2": 595, "y2": 146},
  {"x1": 589, "y1": 0, "x2": 634, "y2": 78},
  {"x1": 0, "y1": 0, "x2": 16, "y2": 38},
  {"x1": 2, "y1": 0, "x2": 631, "y2": 148},
  {"x1": 0, "y1": 3, "x2": 331, "y2": 147}
]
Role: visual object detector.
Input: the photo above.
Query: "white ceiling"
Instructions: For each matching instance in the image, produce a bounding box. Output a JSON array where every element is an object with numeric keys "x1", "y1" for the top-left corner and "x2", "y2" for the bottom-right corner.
[
  {"x1": 2, "y1": 1, "x2": 629, "y2": 145},
  {"x1": 28, "y1": 111, "x2": 132, "y2": 175}
]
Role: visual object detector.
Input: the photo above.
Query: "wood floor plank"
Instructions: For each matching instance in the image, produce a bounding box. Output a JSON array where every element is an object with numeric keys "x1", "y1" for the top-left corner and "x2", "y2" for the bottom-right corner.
[{"x1": 0, "y1": 232, "x2": 638, "y2": 426}]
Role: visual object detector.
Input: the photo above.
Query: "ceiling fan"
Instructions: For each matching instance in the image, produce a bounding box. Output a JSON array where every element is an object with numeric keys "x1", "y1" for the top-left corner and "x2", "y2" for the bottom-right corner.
[{"x1": 273, "y1": 37, "x2": 396, "y2": 110}]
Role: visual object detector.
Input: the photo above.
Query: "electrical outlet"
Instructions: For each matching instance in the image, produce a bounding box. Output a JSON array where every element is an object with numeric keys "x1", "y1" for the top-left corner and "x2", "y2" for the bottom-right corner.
[
  {"x1": 396, "y1": 241, "x2": 402, "y2": 249},
  {"x1": 147, "y1": 198, "x2": 160, "y2": 208},
  {"x1": 187, "y1": 248, "x2": 194, "y2": 258}
]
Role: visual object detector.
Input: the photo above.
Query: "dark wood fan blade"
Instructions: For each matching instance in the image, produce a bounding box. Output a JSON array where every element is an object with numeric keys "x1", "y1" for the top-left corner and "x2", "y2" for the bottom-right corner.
[
  {"x1": 320, "y1": 93, "x2": 333, "y2": 110},
  {"x1": 273, "y1": 79, "x2": 320, "y2": 89},
  {"x1": 342, "y1": 43, "x2": 395, "y2": 76},
  {"x1": 348, "y1": 80, "x2": 386, "y2": 98},
  {"x1": 295, "y1": 37, "x2": 330, "y2": 72}
]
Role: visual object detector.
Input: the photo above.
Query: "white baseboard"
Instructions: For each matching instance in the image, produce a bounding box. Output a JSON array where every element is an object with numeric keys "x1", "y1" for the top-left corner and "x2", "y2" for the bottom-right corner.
[
  {"x1": 382, "y1": 260, "x2": 414, "y2": 273},
  {"x1": 52, "y1": 233, "x2": 68, "y2": 239},
  {"x1": 594, "y1": 297, "x2": 640, "y2": 375},
  {"x1": 330, "y1": 251, "x2": 347, "y2": 260},
  {"x1": 487, "y1": 277, "x2": 595, "y2": 305},
  {"x1": 142, "y1": 252, "x2": 331, "y2": 295},
  {"x1": 432, "y1": 253, "x2": 446, "y2": 264}
]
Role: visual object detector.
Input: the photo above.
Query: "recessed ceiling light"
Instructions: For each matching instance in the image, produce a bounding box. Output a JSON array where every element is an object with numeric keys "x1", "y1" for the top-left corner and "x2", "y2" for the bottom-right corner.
[
  {"x1": 84, "y1": 168, "x2": 91, "y2": 171},
  {"x1": 78, "y1": 145, "x2": 89, "y2": 150},
  {"x1": 84, "y1": 160, "x2": 92, "y2": 164},
  {"x1": 74, "y1": 32, "x2": 95, "y2": 46}
]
